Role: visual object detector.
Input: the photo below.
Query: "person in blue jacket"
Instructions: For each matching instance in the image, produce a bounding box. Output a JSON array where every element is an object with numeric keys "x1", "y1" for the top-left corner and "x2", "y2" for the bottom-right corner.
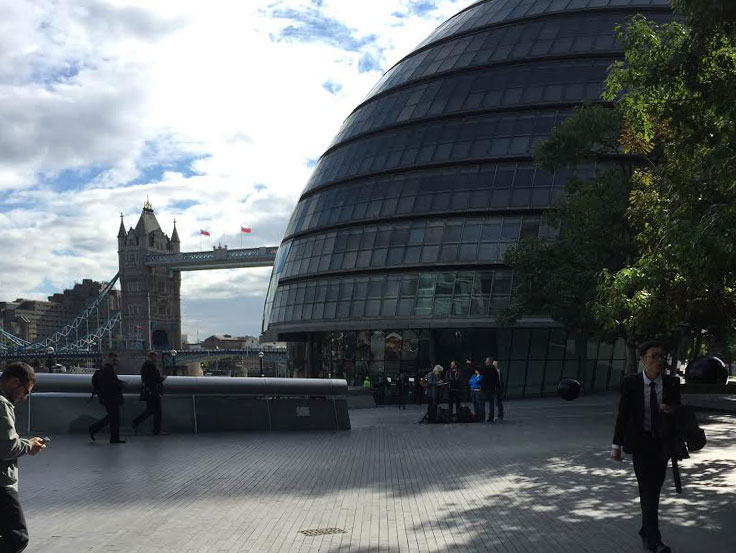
[{"x1": 469, "y1": 368, "x2": 485, "y2": 422}]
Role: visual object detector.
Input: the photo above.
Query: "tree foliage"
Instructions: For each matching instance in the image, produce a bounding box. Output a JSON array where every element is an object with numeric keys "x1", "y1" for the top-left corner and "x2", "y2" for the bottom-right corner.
[{"x1": 596, "y1": 2, "x2": 736, "y2": 350}]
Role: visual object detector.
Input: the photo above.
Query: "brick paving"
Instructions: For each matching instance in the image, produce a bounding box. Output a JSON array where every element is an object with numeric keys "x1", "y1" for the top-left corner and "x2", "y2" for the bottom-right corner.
[{"x1": 18, "y1": 394, "x2": 735, "y2": 552}]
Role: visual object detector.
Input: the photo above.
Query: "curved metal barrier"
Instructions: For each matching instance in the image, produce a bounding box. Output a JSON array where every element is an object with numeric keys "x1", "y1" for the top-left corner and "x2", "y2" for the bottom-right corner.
[
  {"x1": 22, "y1": 375, "x2": 351, "y2": 434},
  {"x1": 33, "y1": 374, "x2": 348, "y2": 396}
]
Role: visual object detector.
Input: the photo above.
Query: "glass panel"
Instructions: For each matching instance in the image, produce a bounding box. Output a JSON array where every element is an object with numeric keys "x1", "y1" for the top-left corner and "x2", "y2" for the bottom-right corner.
[
  {"x1": 370, "y1": 331, "x2": 385, "y2": 362},
  {"x1": 525, "y1": 359, "x2": 545, "y2": 396},
  {"x1": 511, "y1": 328, "x2": 530, "y2": 358},
  {"x1": 504, "y1": 359, "x2": 525, "y2": 397}
]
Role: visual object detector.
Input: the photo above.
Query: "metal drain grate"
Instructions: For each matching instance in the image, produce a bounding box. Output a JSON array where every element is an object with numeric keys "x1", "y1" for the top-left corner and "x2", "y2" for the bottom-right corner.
[{"x1": 299, "y1": 528, "x2": 348, "y2": 537}]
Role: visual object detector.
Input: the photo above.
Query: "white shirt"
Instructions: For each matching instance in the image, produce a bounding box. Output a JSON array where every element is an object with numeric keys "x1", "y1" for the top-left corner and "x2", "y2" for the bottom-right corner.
[{"x1": 642, "y1": 370, "x2": 663, "y2": 434}]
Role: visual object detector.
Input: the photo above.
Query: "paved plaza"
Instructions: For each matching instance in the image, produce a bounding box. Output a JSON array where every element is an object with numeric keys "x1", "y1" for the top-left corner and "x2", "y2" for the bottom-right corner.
[{"x1": 20, "y1": 394, "x2": 735, "y2": 553}]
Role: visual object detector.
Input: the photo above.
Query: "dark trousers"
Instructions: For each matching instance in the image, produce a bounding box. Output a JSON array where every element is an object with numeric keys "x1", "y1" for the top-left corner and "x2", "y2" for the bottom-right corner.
[
  {"x1": 447, "y1": 391, "x2": 461, "y2": 415},
  {"x1": 397, "y1": 391, "x2": 406, "y2": 409},
  {"x1": 425, "y1": 396, "x2": 437, "y2": 422},
  {"x1": 133, "y1": 396, "x2": 162, "y2": 433},
  {"x1": 0, "y1": 488, "x2": 29, "y2": 553},
  {"x1": 633, "y1": 436, "x2": 668, "y2": 548},
  {"x1": 488, "y1": 389, "x2": 504, "y2": 421},
  {"x1": 89, "y1": 402, "x2": 122, "y2": 442}
]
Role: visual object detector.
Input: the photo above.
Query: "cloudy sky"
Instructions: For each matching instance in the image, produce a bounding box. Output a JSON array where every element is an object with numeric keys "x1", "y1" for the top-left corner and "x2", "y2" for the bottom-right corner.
[{"x1": 0, "y1": 0, "x2": 475, "y2": 340}]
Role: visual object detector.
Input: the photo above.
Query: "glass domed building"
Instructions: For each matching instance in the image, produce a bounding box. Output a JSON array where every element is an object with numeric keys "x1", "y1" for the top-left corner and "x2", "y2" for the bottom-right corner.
[{"x1": 263, "y1": 0, "x2": 672, "y2": 395}]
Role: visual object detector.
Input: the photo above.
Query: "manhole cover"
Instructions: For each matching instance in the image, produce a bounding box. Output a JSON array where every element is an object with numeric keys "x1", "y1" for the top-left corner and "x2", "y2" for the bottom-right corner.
[{"x1": 299, "y1": 528, "x2": 347, "y2": 537}]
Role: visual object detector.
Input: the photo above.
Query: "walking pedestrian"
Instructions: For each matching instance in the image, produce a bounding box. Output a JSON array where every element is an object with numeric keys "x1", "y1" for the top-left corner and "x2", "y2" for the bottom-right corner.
[
  {"x1": 612, "y1": 341, "x2": 680, "y2": 553},
  {"x1": 89, "y1": 352, "x2": 126, "y2": 443},
  {"x1": 132, "y1": 352, "x2": 167, "y2": 435},
  {"x1": 0, "y1": 362, "x2": 46, "y2": 553}
]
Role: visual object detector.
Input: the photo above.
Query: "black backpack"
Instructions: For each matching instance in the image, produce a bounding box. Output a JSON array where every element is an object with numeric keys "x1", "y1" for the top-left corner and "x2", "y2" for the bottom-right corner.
[
  {"x1": 90, "y1": 368, "x2": 102, "y2": 400},
  {"x1": 457, "y1": 405, "x2": 472, "y2": 423}
]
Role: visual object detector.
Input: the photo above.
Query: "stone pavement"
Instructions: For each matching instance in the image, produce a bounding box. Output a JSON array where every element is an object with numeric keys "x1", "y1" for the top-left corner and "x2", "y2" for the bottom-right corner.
[{"x1": 19, "y1": 394, "x2": 735, "y2": 553}]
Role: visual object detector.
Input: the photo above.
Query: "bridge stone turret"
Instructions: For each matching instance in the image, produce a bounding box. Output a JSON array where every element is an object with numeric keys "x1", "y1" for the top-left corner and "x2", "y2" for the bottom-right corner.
[{"x1": 118, "y1": 200, "x2": 181, "y2": 352}]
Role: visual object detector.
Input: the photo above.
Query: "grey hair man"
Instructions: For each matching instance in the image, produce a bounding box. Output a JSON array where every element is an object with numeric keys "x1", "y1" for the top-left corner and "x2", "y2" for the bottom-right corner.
[{"x1": 0, "y1": 362, "x2": 46, "y2": 552}]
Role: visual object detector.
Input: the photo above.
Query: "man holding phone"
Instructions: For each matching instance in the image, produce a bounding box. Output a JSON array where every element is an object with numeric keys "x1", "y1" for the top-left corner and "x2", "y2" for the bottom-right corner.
[{"x1": 0, "y1": 362, "x2": 46, "y2": 552}]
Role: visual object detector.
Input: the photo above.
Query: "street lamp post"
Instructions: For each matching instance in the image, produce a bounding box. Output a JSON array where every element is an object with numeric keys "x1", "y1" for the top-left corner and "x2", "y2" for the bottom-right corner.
[
  {"x1": 258, "y1": 351, "x2": 264, "y2": 377},
  {"x1": 45, "y1": 346, "x2": 55, "y2": 373},
  {"x1": 170, "y1": 349, "x2": 178, "y2": 375}
]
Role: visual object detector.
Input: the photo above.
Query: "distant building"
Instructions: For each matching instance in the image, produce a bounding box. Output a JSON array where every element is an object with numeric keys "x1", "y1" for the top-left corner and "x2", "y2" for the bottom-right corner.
[
  {"x1": 202, "y1": 334, "x2": 254, "y2": 350},
  {"x1": 0, "y1": 279, "x2": 121, "y2": 343}
]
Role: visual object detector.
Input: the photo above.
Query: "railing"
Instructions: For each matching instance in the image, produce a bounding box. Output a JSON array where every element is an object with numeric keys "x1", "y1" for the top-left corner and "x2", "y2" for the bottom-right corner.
[
  {"x1": 57, "y1": 312, "x2": 122, "y2": 351},
  {"x1": 32, "y1": 373, "x2": 347, "y2": 396},
  {"x1": 0, "y1": 329, "x2": 30, "y2": 348}
]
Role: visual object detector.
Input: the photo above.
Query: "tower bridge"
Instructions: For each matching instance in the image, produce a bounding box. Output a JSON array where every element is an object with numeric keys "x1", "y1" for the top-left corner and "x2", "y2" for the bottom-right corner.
[{"x1": 1, "y1": 201, "x2": 278, "y2": 359}]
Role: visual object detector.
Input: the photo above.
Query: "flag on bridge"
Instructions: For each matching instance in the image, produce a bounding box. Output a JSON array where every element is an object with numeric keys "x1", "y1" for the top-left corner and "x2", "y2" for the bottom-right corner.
[
  {"x1": 240, "y1": 226, "x2": 252, "y2": 233},
  {"x1": 200, "y1": 229, "x2": 211, "y2": 236}
]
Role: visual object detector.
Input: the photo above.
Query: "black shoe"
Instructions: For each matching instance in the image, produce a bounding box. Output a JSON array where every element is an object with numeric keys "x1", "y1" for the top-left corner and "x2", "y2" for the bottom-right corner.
[
  {"x1": 110, "y1": 439, "x2": 126, "y2": 444},
  {"x1": 88, "y1": 428, "x2": 96, "y2": 441},
  {"x1": 650, "y1": 543, "x2": 670, "y2": 553}
]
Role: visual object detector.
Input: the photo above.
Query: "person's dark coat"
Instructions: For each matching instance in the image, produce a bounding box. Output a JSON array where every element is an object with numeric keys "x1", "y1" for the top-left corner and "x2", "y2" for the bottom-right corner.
[
  {"x1": 140, "y1": 360, "x2": 165, "y2": 400},
  {"x1": 446, "y1": 368, "x2": 462, "y2": 393},
  {"x1": 484, "y1": 366, "x2": 502, "y2": 393},
  {"x1": 95, "y1": 363, "x2": 125, "y2": 406},
  {"x1": 613, "y1": 373, "x2": 681, "y2": 455}
]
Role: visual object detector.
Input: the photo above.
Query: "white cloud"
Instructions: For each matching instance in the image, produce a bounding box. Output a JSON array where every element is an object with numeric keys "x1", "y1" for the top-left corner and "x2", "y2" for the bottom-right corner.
[{"x1": 0, "y1": 0, "x2": 475, "y2": 337}]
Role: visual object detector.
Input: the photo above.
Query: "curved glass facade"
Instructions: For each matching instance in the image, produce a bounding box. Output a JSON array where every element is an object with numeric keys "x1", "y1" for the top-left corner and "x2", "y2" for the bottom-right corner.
[{"x1": 264, "y1": 0, "x2": 671, "y2": 393}]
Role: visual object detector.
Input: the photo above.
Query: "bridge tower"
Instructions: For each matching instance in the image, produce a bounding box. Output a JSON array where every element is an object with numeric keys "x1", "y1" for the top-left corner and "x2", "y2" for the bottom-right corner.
[{"x1": 118, "y1": 200, "x2": 181, "y2": 351}]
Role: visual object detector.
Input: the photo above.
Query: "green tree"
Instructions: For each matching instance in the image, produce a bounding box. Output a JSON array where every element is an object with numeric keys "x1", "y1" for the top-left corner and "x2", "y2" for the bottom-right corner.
[{"x1": 598, "y1": 2, "x2": 736, "y2": 359}]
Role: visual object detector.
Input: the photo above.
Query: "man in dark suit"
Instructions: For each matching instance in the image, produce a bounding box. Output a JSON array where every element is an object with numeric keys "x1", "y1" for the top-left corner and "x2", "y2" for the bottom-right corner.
[{"x1": 612, "y1": 341, "x2": 680, "y2": 553}]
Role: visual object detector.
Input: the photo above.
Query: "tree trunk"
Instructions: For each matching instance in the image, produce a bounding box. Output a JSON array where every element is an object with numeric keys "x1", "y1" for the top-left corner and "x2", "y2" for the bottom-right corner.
[
  {"x1": 625, "y1": 333, "x2": 638, "y2": 375},
  {"x1": 575, "y1": 331, "x2": 588, "y2": 390}
]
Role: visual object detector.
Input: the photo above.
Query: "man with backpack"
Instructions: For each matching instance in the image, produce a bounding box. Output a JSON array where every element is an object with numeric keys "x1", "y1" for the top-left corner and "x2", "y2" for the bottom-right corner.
[
  {"x1": 89, "y1": 352, "x2": 126, "y2": 443},
  {"x1": 132, "y1": 351, "x2": 167, "y2": 435}
]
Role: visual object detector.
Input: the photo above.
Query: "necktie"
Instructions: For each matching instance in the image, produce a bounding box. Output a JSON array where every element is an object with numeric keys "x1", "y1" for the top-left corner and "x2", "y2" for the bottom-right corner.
[{"x1": 649, "y1": 381, "x2": 659, "y2": 437}]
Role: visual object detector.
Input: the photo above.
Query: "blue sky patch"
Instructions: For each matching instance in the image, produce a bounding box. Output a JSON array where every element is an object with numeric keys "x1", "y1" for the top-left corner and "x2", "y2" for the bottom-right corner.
[
  {"x1": 305, "y1": 158, "x2": 319, "y2": 168},
  {"x1": 28, "y1": 278, "x2": 59, "y2": 296},
  {"x1": 39, "y1": 164, "x2": 110, "y2": 192},
  {"x1": 128, "y1": 153, "x2": 209, "y2": 186},
  {"x1": 406, "y1": 1, "x2": 442, "y2": 17},
  {"x1": 267, "y1": 6, "x2": 378, "y2": 52},
  {"x1": 168, "y1": 199, "x2": 200, "y2": 211},
  {"x1": 322, "y1": 80, "x2": 342, "y2": 95},
  {"x1": 358, "y1": 52, "x2": 381, "y2": 73}
]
